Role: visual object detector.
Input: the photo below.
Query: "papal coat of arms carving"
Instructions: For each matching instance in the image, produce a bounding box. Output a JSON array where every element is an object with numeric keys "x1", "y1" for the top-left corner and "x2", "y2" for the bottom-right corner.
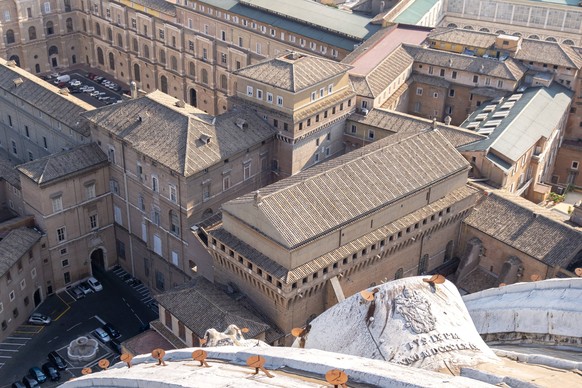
[{"x1": 394, "y1": 287, "x2": 436, "y2": 334}]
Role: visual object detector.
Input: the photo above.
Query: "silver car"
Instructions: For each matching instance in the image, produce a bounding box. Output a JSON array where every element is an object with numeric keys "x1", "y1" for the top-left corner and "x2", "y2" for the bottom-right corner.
[
  {"x1": 28, "y1": 312, "x2": 51, "y2": 325},
  {"x1": 94, "y1": 327, "x2": 111, "y2": 343}
]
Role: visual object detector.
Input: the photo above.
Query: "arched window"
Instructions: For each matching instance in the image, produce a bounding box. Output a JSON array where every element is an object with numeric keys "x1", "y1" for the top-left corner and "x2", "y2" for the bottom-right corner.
[
  {"x1": 134, "y1": 63, "x2": 141, "y2": 82},
  {"x1": 495, "y1": 30, "x2": 506, "y2": 34},
  {"x1": 201, "y1": 69, "x2": 208, "y2": 84},
  {"x1": 48, "y1": 46, "x2": 59, "y2": 56},
  {"x1": 46, "y1": 21, "x2": 54, "y2": 35},
  {"x1": 512, "y1": 32, "x2": 522, "y2": 37},
  {"x1": 132, "y1": 38, "x2": 138, "y2": 52},
  {"x1": 479, "y1": 28, "x2": 490, "y2": 32},
  {"x1": 528, "y1": 35, "x2": 540, "y2": 40},
  {"x1": 107, "y1": 28, "x2": 113, "y2": 42},
  {"x1": 159, "y1": 49, "x2": 166, "y2": 64},
  {"x1": 447, "y1": 23, "x2": 458, "y2": 28},
  {"x1": 160, "y1": 75, "x2": 168, "y2": 93},
  {"x1": 220, "y1": 74, "x2": 227, "y2": 90},
  {"x1": 563, "y1": 39, "x2": 575, "y2": 46},
  {"x1": 5, "y1": 29, "x2": 15, "y2": 44},
  {"x1": 545, "y1": 37, "x2": 557, "y2": 42},
  {"x1": 109, "y1": 52, "x2": 115, "y2": 70},
  {"x1": 463, "y1": 26, "x2": 473, "y2": 30},
  {"x1": 117, "y1": 33, "x2": 123, "y2": 47},
  {"x1": 170, "y1": 56, "x2": 177, "y2": 71},
  {"x1": 143, "y1": 45, "x2": 150, "y2": 58},
  {"x1": 28, "y1": 26, "x2": 37, "y2": 40},
  {"x1": 189, "y1": 62, "x2": 195, "y2": 76},
  {"x1": 82, "y1": 19, "x2": 87, "y2": 32},
  {"x1": 71, "y1": 54, "x2": 76, "y2": 64},
  {"x1": 95, "y1": 22, "x2": 101, "y2": 36},
  {"x1": 189, "y1": 88, "x2": 197, "y2": 107},
  {"x1": 66, "y1": 18, "x2": 73, "y2": 32},
  {"x1": 9, "y1": 55, "x2": 20, "y2": 67},
  {"x1": 169, "y1": 211, "x2": 180, "y2": 235},
  {"x1": 97, "y1": 47, "x2": 104, "y2": 65},
  {"x1": 394, "y1": 268, "x2": 404, "y2": 280}
]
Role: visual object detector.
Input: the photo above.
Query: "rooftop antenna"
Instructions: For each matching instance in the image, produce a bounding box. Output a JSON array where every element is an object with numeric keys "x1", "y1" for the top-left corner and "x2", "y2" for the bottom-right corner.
[
  {"x1": 192, "y1": 349, "x2": 211, "y2": 367},
  {"x1": 246, "y1": 355, "x2": 274, "y2": 378},
  {"x1": 152, "y1": 348, "x2": 167, "y2": 366},
  {"x1": 325, "y1": 369, "x2": 349, "y2": 388}
]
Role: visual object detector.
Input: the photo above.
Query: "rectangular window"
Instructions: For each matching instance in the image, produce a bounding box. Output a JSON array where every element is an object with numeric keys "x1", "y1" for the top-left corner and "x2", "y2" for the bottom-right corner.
[
  {"x1": 86, "y1": 183, "x2": 96, "y2": 199},
  {"x1": 223, "y1": 175, "x2": 231, "y2": 191},
  {"x1": 153, "y1": 235, "x2": 162, "y2": 256},
  {"x1": 428, "y1": 66, "x2": 434, "y2": 75},
  {"x1": 171, "y1": 251, "x2": 179, "y2": 267},
  {"x1": 44, "y1": 2, "x2": 51, "y2": 13},
  {"x1": 31, "y1": 268, "x2": 37, "y2": 279},
  {"x1": 221, "y1": 53, "x2": 227, "y2": 64},
  {"x1": 155, "y1": 270, "x2": 164, "y2": 290},
  {"x1": 243, "y1": 162, "x2": 251, "y2": 180},
  {"x1": 368, "y1": 130, "x2": 375, "y2": 139},
  {"x1": 89, "y1": 214, "x2": 98, "y2": 229},
  {"x1": 449, "y1": 89, "x2": 455, "y2": 97},
  {"x1": 416, "y1": 87, "x2": 423, "y2": 95},
  {"x1": 440, "y1": 69, "x2": 445, "y2": 77},
  {"x1": 256, "y1": 89, "x2": 263, "y2": 99},
  {"x1": 57, "y1": 227, "x2": 66, "y2": 242},
  {"x1": 43, "y1": 136, "x2": 48, "y2": 149},
  {"x1": 152, "y1": 175, "x2": 158, "y2": 192},
  {"x1": 247, "y1": 86, "x2": 253, "y2": 96},
  {"x1": 220, "y1": 30, "x2": 226, "y2": 41},
  {"x1": 497, "y1": 80, "x2": 504, "y2": 88},
  {"x1": 61, "y1": 258, "x2": 69, "y2": 267},
  {"x1": 169, "y1": 185, "x2": 177, "y2": 202},
  {"x1": 266, "y1": 92, "x2": 273, "y2": 103},
  {"x1": 110, "y1": 179, "x2": 119, "y2": 195},
  {"x1": 52, "y1": 195, "x2": 63, "y2": 212},
  {"x1": 202, "y1": 48, "x2": 208, "y2": 60},
  {"x1": 276, "y1": 96, "x2": 283, "y2": 106},
  {"x1": 114, "y1": 205, "x2": 122, "y2": 225},
  {"x1": 256, "y1": 42, "x2": 262, "y2": 54},
  {"x1": 202, "y1": 184, "x2": 210, "y2": 201},
  {"x1": 473, "y1": 75, "x2": 479, "y2": 83}
]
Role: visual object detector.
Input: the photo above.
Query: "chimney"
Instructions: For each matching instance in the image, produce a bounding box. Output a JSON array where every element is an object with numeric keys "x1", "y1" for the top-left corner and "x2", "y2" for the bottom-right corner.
[
  {"x1": 175, "y1": 99, "x2": 185, "y2": 108},
  {"x1": 432, "y1": 118, "x2": 437, "y2": 130},
  {"x1": 254, "y1": 191, "x2": 263, "y2": 205},
  {"x1": 444, "y1": 116, "x2": 452, "y2": 126},
  {"x1": 130, "y1": 81, "x2": 138, "y2": 99},
  {"x1": 13, "y1": 77, "x2": 23, "y2": 87}
]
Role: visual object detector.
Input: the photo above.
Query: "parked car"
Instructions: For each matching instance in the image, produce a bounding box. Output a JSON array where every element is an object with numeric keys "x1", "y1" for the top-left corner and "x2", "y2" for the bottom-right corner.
[
  {"x1": 28, "y1": 367, "x2": 46, "y2": 384},
  {"x1": 48, "y1": 351, "x2": 67, "y2": 370},
  {"x1": 98, "y1": 96, "x2": 110, "y2": 101},
  {"x1": 94, "y1": 327, "x2": 111, "y2": 343},
  {"x1": 28, "y1": 312, "x2": 51, "y2": 325},
  {"x1": 102, "y1": 322, "x2": 121, "y2": 339},
  {"x1": 82, "y1": 86, "x2": 95, "y2": 93},
  {"x1": 71, "y1": 286, "x2": 85, "y2": 299},
  {"x1": 90, "y1": 91, "x2": 100, "y2": 97},
  {"x1": 41, "y1": 362, "x2": 60, "y2": 382},
  {"x1": 11, "y1": 382, "x2": 26, "y2": 388},
  {"x1": 69, "y1": 79, "x2": 81, "y2": 87},
  {"x1": 87, "y1": 277, "x2": 103, "y2": 291},
  {"x1": 94, "y1": 76, "x2": 104, "y2": 82},
  {"x1": 78, "y1": 281, "x2": 92, "y2": 295},
  {"x1": 21, "y1": 376, "x2": 39, "y2": 388}
]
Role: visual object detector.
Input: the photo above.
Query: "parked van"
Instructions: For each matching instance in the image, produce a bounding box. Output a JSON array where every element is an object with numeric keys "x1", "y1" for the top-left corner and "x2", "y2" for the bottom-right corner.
[{"x1": 56, "y1": 75, "x2": 70, "y2": 83}]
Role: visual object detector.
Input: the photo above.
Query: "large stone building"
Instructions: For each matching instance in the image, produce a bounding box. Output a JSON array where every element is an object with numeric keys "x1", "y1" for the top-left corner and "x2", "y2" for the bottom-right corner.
[
  {"x1": 82, "y1": 90, "x2": 276, "y2": 289},
  {"x1": 0, "y1": 0, "x2": 383, "y2": 115},
  {"x1": 202, "y1": 129, "x2": 479, "y2": 336}
]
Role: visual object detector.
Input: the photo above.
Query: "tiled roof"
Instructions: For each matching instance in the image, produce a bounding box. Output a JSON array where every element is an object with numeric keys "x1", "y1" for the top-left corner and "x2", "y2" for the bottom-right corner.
[
  {"x1": 428, "y1": 28, "x2": 582, "y2": 69},
  {"x1": 0, "y1": 228, "x2": 42, "y2": 278},
  {"x1": 0, "y1": 155, "x2": 20, "y2": 188},
  {"x1": 17, "y1": 143, "x2": 108, "y2": 186},
  {"x1": 349, "y1": 46, "x2": 414, "y2": 98},
  {"x1": 463, "y1": 191, "x2": 582, "y2": 267},
  {"x1": 222, "y1": 130, "x2": 470, "y2": 249},
  {"x1": 459, "y1": 84, "x2": 573, "y2": 163},
  {"x1": 194, "y1": 0, "x2": 380, "y2": 51},
  {"x1": 82, "y1": 91, "x2": 276, "y2": 176},
  {"x1": 211, "y1": 185, "x2": 478, "y2": 283},
  {"x1": 411, "y1": 73, "x2": 451, "y2": 88},
  {"x1": 348, "y1": 108, "x2": 485, "y2": 148},
  {"x1": 0, "y1": 59, "x2": 93, "y2": 136},
  {"x1": 154, "y1": 276, "x2": 271, "y2": 339},
  {"x1": 129, "y1": 0, "x2": 176, "y2": 15},
  {"x1": 234, "y1": 53, "x2": 352, "y2": 92},
  {"x1": 404, "y1": 45, "x2": 527, "y2": 81}
]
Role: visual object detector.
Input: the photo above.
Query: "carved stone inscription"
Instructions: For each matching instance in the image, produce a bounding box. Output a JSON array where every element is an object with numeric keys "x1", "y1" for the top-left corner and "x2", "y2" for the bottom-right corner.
[{"x1": 394, "y1": 287, "x2": 436, "y2": 334}]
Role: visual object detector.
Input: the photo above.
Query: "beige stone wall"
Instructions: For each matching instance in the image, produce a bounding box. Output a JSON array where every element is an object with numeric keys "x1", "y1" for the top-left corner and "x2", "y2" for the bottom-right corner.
[
  {"x1": 553, "y1": 145, "x2": 582, "y2": 188},
  {"x1": 0, "y1": 237, "x2": 44, "y2": 343}
]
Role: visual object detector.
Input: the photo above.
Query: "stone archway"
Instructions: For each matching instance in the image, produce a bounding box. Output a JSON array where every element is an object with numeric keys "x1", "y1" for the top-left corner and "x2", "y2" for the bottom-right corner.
[
  {"x1": 33, "y1": 288, "x2": 42, "y2": 307},
  {"x1": 90, "y1": 247, "x2": 106, "y2": 274}
]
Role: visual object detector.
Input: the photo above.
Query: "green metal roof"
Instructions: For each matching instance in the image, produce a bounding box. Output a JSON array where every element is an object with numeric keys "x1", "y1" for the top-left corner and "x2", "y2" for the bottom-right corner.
[
  {"x1": 197, "y1": 0, "x2": 380, "y2": 50},
  {"x1": 393, "y1": 0, "x2": 440, "y2": 25}
]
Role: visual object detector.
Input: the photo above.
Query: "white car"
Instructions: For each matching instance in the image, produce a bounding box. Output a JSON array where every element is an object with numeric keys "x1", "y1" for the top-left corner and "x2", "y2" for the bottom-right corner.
[
  {"x1": 87, "y1": 277, "x2": 103, "y2": 292},
  {"x1": 69, "y1": 79, "x2": 81, "y2": 86},
  {"x1": 94, "y1": 327, "x2": 111, "y2": 343},
  {"x1": 83, "y1": 86, "x2": 95, "y2": 93}
]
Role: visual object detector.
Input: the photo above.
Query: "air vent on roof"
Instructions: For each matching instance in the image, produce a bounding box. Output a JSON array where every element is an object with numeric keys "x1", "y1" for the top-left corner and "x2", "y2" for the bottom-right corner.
[
  {"x1": 491, "y1": 111, "x2": 509, "y2": 119},
  {"x1": 138, "y1": 113, "x2": 149, "y2": 122},
  {"x1": 235, "y1": 118, "x2": 248, "y2": 130},
  {"x1": 175, "y1": 99, "x2": 185, "y2": 108},
  {"x1": 59, "y1": 87, "x2": 70, "y2": 95},
  {"x1": 482, "y1": 105, "x2": 496, "y2": 113},
  {"x1": 466, "y1": 122, "x2": 480, "y2": 130},
  {"x1": 507, "y1": 94, "x2": 523, "y2": 102},
  {"x1": 491, "y1": 97, "x2": 504, "y2": 104},
  {"x1": 13, "y1": 77, "x2": 23, "y2": 86},
  {"x1": 500, "y1": 101, "x2": 515, "y2": 110},
  {"x1": 483, "y1": 119, "x2": 502, "y2": 127},
  {"x1": 477, "y1": 128, "x2": 495, "y2": 135},
  {"x1": 475, "y1": 113, "x2": 488, "y2": 121},
  {"x1": 200, "y1": 134, "x2": 212, "y2": 144},
  {"x1": 6, "y1": 60, "x2": 17, "y2": 67}
]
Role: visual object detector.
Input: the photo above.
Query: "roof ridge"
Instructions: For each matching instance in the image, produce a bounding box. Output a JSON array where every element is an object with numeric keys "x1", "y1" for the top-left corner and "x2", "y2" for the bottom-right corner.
[{"x1": 259, "y1": 131, "x2": 428, "y2": 201}]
